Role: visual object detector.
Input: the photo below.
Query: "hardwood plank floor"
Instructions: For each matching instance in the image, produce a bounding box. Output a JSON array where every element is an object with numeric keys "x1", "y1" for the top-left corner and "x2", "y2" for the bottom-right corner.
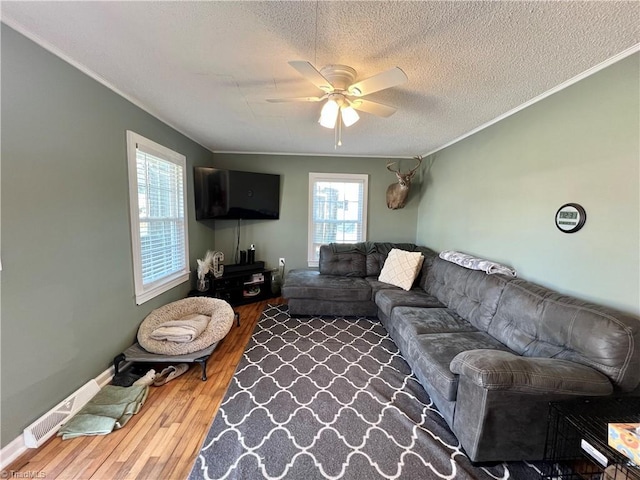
[{"x1": 5, "y1": 298, "x2": 285, "y2": 480}]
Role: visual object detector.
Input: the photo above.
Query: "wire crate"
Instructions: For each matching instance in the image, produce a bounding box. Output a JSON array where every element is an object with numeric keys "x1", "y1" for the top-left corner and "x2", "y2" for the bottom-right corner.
[{"x1": 542, "y1": 397, "x2": 640, "y2": 480}]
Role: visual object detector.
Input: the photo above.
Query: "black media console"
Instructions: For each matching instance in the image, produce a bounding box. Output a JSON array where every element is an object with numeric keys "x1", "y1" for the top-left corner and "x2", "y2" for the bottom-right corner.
[{"x1": 190, "y1": 261, "x2": 274, "y2": 306}]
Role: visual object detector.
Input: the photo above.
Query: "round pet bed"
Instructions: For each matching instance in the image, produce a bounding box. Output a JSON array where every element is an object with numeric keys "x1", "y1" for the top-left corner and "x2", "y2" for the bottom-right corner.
[{"x1": 138, "y1": 297, "x2": 234, "y2": 355}]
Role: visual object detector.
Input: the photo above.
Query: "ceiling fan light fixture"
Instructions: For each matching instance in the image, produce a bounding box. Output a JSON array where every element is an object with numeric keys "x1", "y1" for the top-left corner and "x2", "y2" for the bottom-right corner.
[
  {"x1": 273, "y1": 61, "x2": 407, "y2": 147},
  {"x1": 319, "y1": 98, "x2": 339, "y2": 128},
  {"x1": 341, "y1": 106, "x2": 359, "y2": 127}
]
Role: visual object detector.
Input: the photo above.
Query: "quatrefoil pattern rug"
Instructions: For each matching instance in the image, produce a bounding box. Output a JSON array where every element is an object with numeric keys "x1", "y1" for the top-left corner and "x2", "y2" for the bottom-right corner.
[{"x1": 190, "y1": 304, "x2": 541, "y2": 480}]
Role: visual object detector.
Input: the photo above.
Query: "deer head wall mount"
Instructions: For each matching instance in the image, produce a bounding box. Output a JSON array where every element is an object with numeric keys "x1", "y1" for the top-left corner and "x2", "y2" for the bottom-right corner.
[{"x1": 386, "y1": 156, "x2": 423, "y2": 209}]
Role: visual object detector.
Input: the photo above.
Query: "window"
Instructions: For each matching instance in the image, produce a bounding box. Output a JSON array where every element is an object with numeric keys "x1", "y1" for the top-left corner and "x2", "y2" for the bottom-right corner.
[
  {"x1": 308, "y1": 173, "x2": 368, "y2": 266},
  {"x1": 126, "y1": 131, "x2": 189, "y2": 305}
]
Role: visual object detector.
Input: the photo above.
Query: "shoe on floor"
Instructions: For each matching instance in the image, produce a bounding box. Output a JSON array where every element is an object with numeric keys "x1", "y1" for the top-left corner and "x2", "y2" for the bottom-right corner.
[
  {"x1": 111, "y1": 371, "x2": 142, "y2": 387},
  {"x1": 153, "y1": 364, "x2": 189, "y2": 386},
  {"x1": 132, "y1": 369, "x2": 156, "y2": 387}
]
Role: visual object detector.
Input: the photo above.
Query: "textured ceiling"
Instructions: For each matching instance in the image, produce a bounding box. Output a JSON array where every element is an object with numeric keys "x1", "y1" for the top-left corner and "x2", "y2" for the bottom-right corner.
[{"x1": 2, "y1": 1, "x2": 639, "y2": 158}]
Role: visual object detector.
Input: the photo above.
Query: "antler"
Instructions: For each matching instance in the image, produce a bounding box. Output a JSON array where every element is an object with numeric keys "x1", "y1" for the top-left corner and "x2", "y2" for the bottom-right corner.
[
  {"x1": 408, "y1": 155, "x2": 423, "y2": 175},
  {"x1": 387, "y1": 156, "x2": 423, "y2": 176}
]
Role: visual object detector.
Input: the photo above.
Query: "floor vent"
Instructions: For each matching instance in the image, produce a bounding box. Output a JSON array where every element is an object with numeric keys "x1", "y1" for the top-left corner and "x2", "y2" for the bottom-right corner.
[{"x1": 23, "y1": 379, "x2": 100, "y2": 448}]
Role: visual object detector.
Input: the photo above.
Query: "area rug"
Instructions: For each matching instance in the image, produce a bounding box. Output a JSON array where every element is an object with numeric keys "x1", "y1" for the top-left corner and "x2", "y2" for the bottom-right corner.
[{"x1": 190, "y1": 304, "x2": 544, "y2": 480}]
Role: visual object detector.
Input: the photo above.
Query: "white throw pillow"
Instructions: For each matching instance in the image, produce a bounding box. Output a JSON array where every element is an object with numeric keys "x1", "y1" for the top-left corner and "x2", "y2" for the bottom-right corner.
[{"x1": 378, "y1": 249, "x2": 425, "y2": 291}]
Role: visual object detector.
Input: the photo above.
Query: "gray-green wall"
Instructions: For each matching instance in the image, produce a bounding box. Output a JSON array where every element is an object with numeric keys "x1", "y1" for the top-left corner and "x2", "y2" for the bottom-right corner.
[
  {"x1": 1, "y1": 25, "x2": 216, "y2": 446},
  {"x1": 0, "y1": 25, "x2": 420, "y2": 447},
  {"x1": 209, "y1": 153, "x2": 422, "y2": 271},
  {"x1": 416, "y1": 53, "x2": 640, "y2": 315}
]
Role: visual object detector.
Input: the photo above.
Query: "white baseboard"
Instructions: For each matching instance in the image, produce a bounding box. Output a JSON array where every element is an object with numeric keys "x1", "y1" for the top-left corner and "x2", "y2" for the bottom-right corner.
[
  {"x1": 0, "y1": 435, "x2": 27, "y2": 471},
  {"x1": 0, "y1": 361, "x2": 131, "y2": 470}
]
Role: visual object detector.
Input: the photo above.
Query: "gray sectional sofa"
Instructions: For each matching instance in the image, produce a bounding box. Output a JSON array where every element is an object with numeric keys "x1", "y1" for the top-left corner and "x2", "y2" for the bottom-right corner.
[
  {"x1": 282, "y1": 242, "x2": 640, "y2": 463},
  {"x1": 284, "y1": 242, "x2": 436, "y2": 317}
]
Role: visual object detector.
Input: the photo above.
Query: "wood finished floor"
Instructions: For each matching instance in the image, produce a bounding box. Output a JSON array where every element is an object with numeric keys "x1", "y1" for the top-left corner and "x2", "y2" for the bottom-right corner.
[{"x1": 6, "y1": 298, "x2": 286, "y2": 480}]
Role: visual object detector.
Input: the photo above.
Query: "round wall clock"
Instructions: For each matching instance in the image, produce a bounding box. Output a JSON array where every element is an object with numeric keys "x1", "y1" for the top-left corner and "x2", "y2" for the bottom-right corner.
[{"x1": 555, "y1": 203, "x2": 586, "y2": 233}]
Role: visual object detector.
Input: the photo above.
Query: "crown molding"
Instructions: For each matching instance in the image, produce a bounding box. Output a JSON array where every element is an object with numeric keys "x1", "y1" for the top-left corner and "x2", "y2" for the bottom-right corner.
[{"x1": 421, "y1": 43, "x2": 640, "y2": 158}]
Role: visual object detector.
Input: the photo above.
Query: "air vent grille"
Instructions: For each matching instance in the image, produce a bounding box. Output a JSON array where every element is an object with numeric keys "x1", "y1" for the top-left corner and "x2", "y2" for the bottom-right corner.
[{"x1": 23, "y1": 380, "x2": 100, "y2": 448}]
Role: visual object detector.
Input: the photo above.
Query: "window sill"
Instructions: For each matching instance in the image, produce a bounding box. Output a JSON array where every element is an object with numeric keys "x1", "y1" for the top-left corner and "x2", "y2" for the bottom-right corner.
[{"x1": 135, "y1": 272, "x2": 189, "y2": 305}]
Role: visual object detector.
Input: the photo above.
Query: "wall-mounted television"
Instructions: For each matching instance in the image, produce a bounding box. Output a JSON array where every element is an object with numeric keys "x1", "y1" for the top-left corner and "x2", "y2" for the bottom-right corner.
[{"x1": 194, "y1": 167, "x2": 280, "y2": 220}]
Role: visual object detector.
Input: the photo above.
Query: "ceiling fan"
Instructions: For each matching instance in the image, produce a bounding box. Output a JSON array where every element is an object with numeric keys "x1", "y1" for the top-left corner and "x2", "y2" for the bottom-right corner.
[{"x1": 267, "y1": 61, "x2": 407, "y2": 147}]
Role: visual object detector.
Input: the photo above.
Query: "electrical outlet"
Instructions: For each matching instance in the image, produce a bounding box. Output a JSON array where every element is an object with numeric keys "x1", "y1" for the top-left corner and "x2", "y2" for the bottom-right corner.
[{"x1": 279, "y1": 258, "x2": 286, "y2": 266}]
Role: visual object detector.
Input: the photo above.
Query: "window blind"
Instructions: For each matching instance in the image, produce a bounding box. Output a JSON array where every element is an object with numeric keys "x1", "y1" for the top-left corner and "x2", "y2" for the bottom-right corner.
[
  {"x1": 136, "y1": 147, "x2": 186, "y2": 285},
  {"x1": 126, "y1": 131, "x2": 189, "y2": 305}
]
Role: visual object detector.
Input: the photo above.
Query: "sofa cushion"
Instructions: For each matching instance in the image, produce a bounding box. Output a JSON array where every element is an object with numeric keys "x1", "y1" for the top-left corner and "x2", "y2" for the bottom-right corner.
[
  {"x1": 406, "y1": 331, "x2": 514, "y2": 401},
  {"x1": 319, "y1": 248, "x2": 366, "y2": 277},
  {"x1": 365, "y1": 277, "x2": 401, "y2": 300},
  {"x1": 424, "y1": 258, "x2": 511, "y2": 331},
  {"x1": 287, "y1": 298, "x2": 378, "y2": 317},
  {"x1": 392, "y1": 307, "x2": 478, "y2": 340},
  {"x1": 488, "y1": 279, "x2": 640, "y2": 391},
  {"x1": 375, "y1": 290, "x2": 444, "y2": 318},
  {"x1": 282, "y1": 270, "x2": 371, "y2": 302},
  {"x1": 365, "y1": 242, "x2": 418, "y2": 276},
  {"x1": 366, "y1": 252, "x2": 386, "y2": 277},
  {"x1": 378, "y1": 249, "x2": 425, "y2": 291},
  {"x1": 416, "y1": 248, "x2": 439, "y2": 291}
]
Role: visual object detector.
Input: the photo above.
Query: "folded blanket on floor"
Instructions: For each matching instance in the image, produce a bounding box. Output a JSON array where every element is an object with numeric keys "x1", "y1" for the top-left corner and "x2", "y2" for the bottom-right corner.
[
  {"x1": 57, "y1": 414, "x2": 117, "y2": 439},
  {"x1": 439, "y1": 250, "x2": 517, "y2": 277},
  {"x1": 149, "y1": 313, "x2": 210, "y2": 343},
  {"x1": 57, "y1": 385, "x2": 149, "y2": 440}
]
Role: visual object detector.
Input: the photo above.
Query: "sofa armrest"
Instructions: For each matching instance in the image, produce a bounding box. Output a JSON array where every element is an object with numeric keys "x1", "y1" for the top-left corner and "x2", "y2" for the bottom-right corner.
[{"x1": 450, "y1": 350, "x2": 613, "y2": 395}]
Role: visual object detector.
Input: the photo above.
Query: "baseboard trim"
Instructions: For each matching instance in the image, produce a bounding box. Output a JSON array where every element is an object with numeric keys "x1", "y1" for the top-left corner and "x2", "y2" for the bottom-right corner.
[
  {"x1": 0, "y1": 361, "x2": 131, "y2": 470},
  {"x1": 0, "y1": 435, "x2": 26, "y2": 472}
]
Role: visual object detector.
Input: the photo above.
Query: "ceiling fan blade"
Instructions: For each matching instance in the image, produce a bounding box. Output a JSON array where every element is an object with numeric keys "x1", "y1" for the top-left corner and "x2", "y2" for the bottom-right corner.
[
  {"x1": 350, "y1": 98, "x2": 397, "y2": 117},
  {"x1": 348, "y1": 67, "x2": 407, "y2": 96},
  {"x1": 288, "y1": 61, "x2": 333, "y2": 92},
  {"x1": 266, "y1": 96, "x2": 324, "y2": 103}
]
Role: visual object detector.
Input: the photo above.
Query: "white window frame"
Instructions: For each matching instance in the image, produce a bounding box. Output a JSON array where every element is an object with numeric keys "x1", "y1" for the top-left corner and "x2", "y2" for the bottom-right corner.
[
  {"x1": 126, "y1": 131, "x2": 190, "y2": 305},
  {"x1": 308, "y1": 172, "x2": 368, "y2": 267}
]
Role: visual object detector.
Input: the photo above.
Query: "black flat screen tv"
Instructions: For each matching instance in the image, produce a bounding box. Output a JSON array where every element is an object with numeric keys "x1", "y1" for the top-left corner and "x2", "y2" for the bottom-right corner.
[{"x1": 194, "y1": 167, "x2": 281, "y2": 220}]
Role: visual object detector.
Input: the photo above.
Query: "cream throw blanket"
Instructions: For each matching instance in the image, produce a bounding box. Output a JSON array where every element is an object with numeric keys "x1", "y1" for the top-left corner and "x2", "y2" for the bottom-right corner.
[
  {"x1": 439, "y1": 250, "x2": 517, "y2": 277},
  {"x1": 149, "y1": 313, "x2": 210, "y2": 343}
]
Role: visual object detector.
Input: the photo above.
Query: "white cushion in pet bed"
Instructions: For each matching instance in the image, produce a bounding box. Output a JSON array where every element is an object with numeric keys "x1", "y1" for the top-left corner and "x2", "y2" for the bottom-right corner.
[{"x1": 137, "y1": 297, "x2": 234, "y2": 355}]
